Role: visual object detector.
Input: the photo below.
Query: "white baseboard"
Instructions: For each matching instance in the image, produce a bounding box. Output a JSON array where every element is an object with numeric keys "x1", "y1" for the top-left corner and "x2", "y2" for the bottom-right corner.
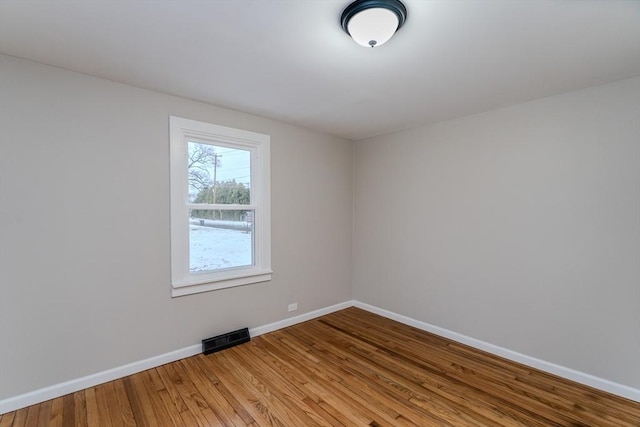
[
  {"x1": 0, "y1": 344, "x2": 202, "y2": 415},
  {"x1": 352, "y1": 300, "x2": 640, "y2": 403},
  {"x1": 0, "y1": 300, "x2": 353, "y2": 414},
  {"x1": 250, "y1": 300, "x2": 353, "y2": 337},
  {"x1": 2, "y1": 299, "x2": 637, "y2": 414}
]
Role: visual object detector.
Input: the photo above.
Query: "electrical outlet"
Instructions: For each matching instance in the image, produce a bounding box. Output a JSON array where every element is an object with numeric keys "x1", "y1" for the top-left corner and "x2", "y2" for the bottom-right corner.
[{"x1": 288, "y1": 303, "x2": 298, "y2": 312}]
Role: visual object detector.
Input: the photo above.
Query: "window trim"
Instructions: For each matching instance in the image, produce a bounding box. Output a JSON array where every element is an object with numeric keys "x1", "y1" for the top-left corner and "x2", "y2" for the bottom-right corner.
[{"x1": 169, "y1": 116, "x2": 271, "y2": 297}]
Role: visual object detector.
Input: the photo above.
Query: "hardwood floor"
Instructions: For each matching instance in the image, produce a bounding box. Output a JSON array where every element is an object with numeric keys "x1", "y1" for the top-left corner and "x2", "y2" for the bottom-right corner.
[{"x1": 2, "y1": 307, "x2": 639, "y2": 426}]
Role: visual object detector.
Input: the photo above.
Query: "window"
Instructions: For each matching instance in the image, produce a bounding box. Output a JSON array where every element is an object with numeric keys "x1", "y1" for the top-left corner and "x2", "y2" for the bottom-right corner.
[{"x1": 170, "y1": 116, "x2": 271, "y2": 297}]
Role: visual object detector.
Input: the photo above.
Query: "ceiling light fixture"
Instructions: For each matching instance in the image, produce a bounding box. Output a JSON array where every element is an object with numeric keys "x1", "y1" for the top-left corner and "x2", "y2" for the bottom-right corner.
[{"x1": 341, "y1": 0, "x2": 407, "y2": 48}]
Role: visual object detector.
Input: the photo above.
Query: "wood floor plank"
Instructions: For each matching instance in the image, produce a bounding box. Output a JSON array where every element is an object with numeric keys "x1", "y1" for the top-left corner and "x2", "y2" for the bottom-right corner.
[
  {"x1": 72, "y1": 391, "x2": 87, "y2": 427},
  {"x1": 111, "y1": 379, "x2": 136, "y2": 427},
  {"x1": 59, "y1": 393, "x2": 74, "y2": 427},
  {"x1": 23, "y1": 403, "x2": 39, "y2": 427},
  {"x1": 200, "y1": 351, "x2": 288, "y2": 427},
  {"x1": 83, "y1": 387, "x2": 100, "y2": 427},
  {"x1": 93, "y1": 385, "x2": 113, "y2": 427},
  {"x1": 225, "y1": 345, "x2": 333, "y2": 426},
  {"x1": 154, "y1": 365, "x2": 189, "y2": 416},
  {"x1": 191, "y1": 354, "x2": 257, "y2": 425},
  {"x1": 280, "y1": 326, "x2": 444, "y2": 426},
  {"x1": 102, "y1": 382, "x2": 124, "y2": 427},
  {"x1": 298, "y1": 320, "x2": 515, "y2": 426},
  {"x1": 155, "y1": 387, "x2": 188, "y2": 427},
  {"x1": 213, "y1": 348, "x2": 319, "y2": 426},
  {"x1": 179, "y1": 356, "x2": 247, "y2": 426},
  {"x1": 137, "y1": 370, "x2": 180, "y2": 427},
  {"x1": 47, "y1": 397, "x2": 63, "y2": 427},
  {"x1": 10, "y1": 407, "x2": 28, "y2": 427},
  {"x1": 0, "y1": 412, "x2": 15, "y2": 427},
  {"x1": 323, "y1": 310, "x2": 616, "y2": 426},
  {"x1": 257, "y1": 334, "x2": 379, "y2": 426},
  {"x1": 136, "y1": 369, "x2": 183, "y2": 426},
  {"x1": 157, "y1": 361, "x2": 222, "y2": 426},
  {"x1": 340, "y1": 322, "x2": 552, "y2": 426},
  {"x1": 3, "y1": 307, "x2": 639, "y2": 426},
  {"x1": 346, "y1": 308, "x2": 640, "y2": 424},
  {"x1": 265, "y1": 331, "x2": 418, "y2": 426},
  {"x1": 236, "y1": 339, "x2": 354, "y2": 427},
  {"x1": 123, "y1": 375, "x2": 154, "y2": 427},
  {"x1": 35, "y1": 399, "x2": 51, "y2": 427}
]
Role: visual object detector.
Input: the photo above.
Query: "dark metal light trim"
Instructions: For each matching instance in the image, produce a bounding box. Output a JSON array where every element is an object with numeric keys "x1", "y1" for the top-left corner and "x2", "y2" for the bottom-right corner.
[{"x1": 340, "y1": 0, "x2": 408, "y2": 37}]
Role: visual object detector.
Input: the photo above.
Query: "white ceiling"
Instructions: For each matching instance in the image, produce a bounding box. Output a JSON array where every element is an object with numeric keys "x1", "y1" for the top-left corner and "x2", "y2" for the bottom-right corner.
[{"x1": 1, "y1": 0, "x2": 638, "y2": 140}]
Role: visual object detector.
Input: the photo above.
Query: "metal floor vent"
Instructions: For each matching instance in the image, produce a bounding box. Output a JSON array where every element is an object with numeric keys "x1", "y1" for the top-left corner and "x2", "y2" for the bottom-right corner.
[{"x1": 202, "y1": 327, "x2": 250, "y2": 355}]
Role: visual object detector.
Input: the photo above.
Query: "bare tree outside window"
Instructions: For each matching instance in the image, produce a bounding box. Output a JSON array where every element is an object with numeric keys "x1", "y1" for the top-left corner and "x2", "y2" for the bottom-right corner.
[{"x1": 188, "y1": 143, "x2": 221, "y2": 202}]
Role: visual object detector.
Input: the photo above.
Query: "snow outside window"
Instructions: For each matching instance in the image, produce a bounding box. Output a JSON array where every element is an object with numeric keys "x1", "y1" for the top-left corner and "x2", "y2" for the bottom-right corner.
[{"x1": 169, "y1": 116, "x2": 271, "y2": 297}]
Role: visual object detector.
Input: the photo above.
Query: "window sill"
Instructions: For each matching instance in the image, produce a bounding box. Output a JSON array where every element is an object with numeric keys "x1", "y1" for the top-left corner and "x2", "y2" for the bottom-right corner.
[{"x1": 171, "y1": 271, "x2": 272, "y2": 297}]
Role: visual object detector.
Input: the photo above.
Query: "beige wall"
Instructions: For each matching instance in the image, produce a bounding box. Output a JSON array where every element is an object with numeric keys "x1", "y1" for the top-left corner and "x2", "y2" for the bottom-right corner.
[
  {"x1": 0, "y1": 55, "x2": 353, "y2": 399},
  {"x1": 1, "y1": 52, "x2": 638, "y2": 400},
  {"x1": 353, "y1": 77, "x2": 640, "y2": 388}
]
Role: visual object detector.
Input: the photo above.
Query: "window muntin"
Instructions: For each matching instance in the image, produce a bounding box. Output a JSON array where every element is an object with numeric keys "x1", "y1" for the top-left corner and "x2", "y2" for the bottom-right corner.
[{"x1": 170, "y1": 117, "x2": 271, "y2": 297}]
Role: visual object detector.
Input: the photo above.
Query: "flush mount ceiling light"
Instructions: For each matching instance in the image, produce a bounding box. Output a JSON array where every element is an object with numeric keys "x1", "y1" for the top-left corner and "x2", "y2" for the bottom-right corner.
[{"x1": 341, "y1": 0, "x2": 407, "y2": 48}]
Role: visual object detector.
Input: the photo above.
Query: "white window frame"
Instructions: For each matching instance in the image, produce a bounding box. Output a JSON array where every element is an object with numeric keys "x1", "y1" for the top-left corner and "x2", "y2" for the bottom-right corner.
[{"x1": 169, "y1": 116, "x2": 271, "y2": 297}]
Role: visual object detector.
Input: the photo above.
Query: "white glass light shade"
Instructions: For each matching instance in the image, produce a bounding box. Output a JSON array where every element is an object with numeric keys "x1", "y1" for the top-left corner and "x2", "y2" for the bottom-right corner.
[{"x1": 347, "y1": 8, "x2": 399, "y2": 47}]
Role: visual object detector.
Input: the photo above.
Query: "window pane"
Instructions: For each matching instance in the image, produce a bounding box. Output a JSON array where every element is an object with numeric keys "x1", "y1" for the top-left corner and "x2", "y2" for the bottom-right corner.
[
  {"x1": 189, "y1": 209, "x2": 254, "y2": 272},
  {"x1": 187, "y1": 142, "x2": 251, "y2": 204}
]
